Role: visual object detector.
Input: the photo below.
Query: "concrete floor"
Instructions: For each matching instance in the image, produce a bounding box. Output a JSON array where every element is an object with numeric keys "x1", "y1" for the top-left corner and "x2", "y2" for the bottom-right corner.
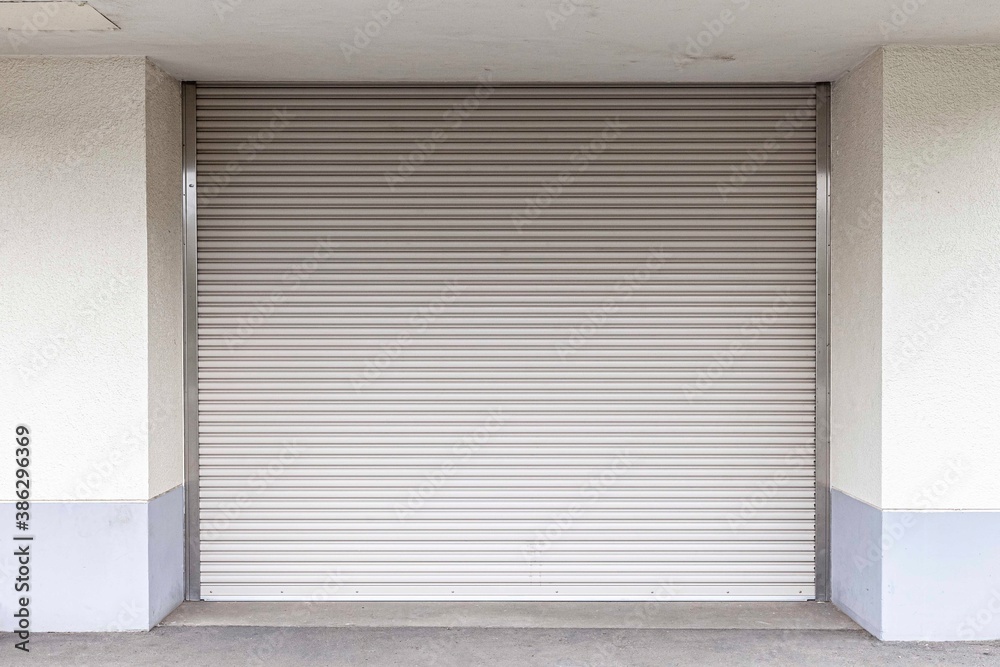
[
  {"x1": 162, "y1": 601, "x2": 860, "y2": 630},
  {"x1": 11, "y1": 626, "x2": 999, "y2": 666},
  {"x1": 9, "y1": 603, "x2": 1000, "y2": 666}
]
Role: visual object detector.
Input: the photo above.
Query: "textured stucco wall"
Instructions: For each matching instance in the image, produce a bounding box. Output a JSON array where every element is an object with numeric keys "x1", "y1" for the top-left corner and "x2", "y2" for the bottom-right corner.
[
  {"x1": 881, "y1": 46, "x2": 1000, "y2": 511},
  {"x1": 0, "y1": 56, "x2": 183, "y2": 502},
  {"x1": 144, "y1": 60, "x2": 185, "y2": 499},
  {"x1": 830, "y1": 49, "x2": 884, "y2": 509},
  {"x1": 831, "y1": 45, "x2": 1000, "y2": 511},
  {"x1": 1, "y1": 57, "x2": 151, "y2": 502}
]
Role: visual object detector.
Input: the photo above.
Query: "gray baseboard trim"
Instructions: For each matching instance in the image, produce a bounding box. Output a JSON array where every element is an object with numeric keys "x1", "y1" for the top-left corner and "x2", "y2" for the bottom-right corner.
[
  {"x1": 882, "y1": 509, "x2": 1000, "y2": 640},
  {"x1": 831, "y1": 488, "x2": 1000, "y2": 641},
  {"x1": 148, "y1": 485, "x2": 185, "y2": 627},
  {"x1": 830, "y1": 489, "x2": 882, "y2": 637},
  {"x1": 0, "y1": 485, "x2": 184, "y2": 632}
]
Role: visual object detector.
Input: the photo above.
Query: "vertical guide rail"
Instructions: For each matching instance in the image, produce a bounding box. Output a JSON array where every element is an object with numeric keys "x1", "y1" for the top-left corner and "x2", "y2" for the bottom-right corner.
[
  {"x1": 182, "y1": 81, "x2": 201, "y2": 601},
  {"x1": 814, "y1": 82, "x2": 832, "y2": 602}
]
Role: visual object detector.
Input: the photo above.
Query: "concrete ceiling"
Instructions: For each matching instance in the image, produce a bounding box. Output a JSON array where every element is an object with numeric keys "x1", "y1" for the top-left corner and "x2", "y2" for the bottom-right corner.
[{"x1": 1, "y1": 0, "x2": 999, "y2": 82}]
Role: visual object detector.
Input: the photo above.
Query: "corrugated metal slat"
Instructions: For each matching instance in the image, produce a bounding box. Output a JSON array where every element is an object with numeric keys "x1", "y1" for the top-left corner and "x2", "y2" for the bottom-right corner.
[{"x1": 196, "y1": 84, "x2": 817, "y2": 600}]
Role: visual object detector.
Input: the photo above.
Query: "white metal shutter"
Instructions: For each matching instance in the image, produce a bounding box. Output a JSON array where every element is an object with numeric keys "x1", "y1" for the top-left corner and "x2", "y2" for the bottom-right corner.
[{"x1": 195, "y1": 85, "x2": 818, "y2": 600}]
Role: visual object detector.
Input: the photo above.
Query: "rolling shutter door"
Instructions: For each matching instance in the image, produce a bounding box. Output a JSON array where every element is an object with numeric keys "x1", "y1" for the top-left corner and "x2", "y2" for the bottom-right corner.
[{"x1": 195, "y1": 85, "x2": 818, "y2": 600}]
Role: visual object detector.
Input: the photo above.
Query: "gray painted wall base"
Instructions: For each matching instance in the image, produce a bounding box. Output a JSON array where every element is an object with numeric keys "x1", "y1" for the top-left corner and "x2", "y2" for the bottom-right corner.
[
  {"x1": 148, "y1": 485, "x2": 186, "y2": 626},
  {"x1": 831, "y1": 488, "x2": 1000, "y2": 641},
  {"x1": 6, "y1": 484, "x2": 998, "y2": 639},
  {"x1": 0, "y1": 485, "x2": 184, "y2": 632},
  {"x1": 831, "y1": 489, "x2": 883, "y2": 636}
]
